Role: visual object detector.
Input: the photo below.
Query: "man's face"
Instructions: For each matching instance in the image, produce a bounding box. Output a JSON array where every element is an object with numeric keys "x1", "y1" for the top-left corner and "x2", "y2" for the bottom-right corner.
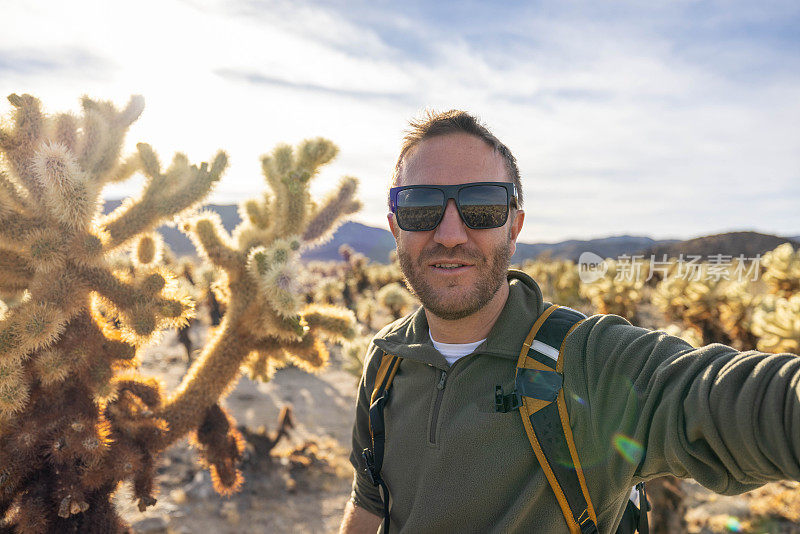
[{"x1": 388, "y1": 133, "x2": 525, "y2": 320}]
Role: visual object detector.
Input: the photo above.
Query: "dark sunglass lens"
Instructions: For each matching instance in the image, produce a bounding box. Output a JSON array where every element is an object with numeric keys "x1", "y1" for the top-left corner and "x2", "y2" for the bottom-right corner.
[
  {"x1": 458, "y1": 185, "x2": 509, "y2": 229},
  {"x1": 396, "y1": 188, "x2": 445, "y2": 231}
]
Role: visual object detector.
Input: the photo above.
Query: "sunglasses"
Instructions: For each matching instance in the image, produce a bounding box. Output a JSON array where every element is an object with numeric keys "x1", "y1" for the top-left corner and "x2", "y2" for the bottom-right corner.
[{"x1": 389, "y1": 181, "x2": 518, "y2": 232}]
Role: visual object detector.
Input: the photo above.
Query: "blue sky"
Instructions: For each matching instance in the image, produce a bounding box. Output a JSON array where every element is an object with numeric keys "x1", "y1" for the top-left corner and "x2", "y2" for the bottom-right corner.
[{"x1": 1, "y1": 0, "x2": 798, "y2": 242}]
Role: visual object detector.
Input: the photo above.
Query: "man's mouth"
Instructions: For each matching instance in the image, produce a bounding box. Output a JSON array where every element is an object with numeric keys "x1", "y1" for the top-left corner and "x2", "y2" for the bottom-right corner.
[{"x1": 429, "y1": 262, "x2": 474, "y2": 272}]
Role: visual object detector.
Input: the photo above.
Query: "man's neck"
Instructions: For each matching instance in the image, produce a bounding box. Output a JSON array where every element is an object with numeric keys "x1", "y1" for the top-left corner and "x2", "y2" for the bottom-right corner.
[{"x1": 425, "y1": 282, "x2": 509, "y2": 343}]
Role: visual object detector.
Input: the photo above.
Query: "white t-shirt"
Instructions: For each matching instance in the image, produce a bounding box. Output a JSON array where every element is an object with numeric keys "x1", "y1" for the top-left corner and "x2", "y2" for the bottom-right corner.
[{"x1": 429, "y1": 330, "x2": 486, "y2": 366}]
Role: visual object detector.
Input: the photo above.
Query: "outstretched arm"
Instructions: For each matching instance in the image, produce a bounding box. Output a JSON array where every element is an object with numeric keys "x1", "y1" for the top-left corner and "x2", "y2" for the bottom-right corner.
[{"x1": 563, "y1": 313, "x2": 800, "y2": 516}]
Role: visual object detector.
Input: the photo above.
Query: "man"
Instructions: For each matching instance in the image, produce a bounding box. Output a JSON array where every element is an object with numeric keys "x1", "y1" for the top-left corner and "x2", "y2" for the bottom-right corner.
[{"x1": 339, "y1": 110, "x2": 800, "y2": 533}]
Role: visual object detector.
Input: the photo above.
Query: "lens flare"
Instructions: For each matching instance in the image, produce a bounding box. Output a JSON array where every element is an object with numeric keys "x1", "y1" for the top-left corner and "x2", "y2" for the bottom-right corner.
[
  {"x1": 612, "y1": 433, "x2": 643, "y2": 464},
  {"x1": 724, "y1": 516, "x2": 742, "y2": 532},
  {"x1": 569, "y1": 392, "x2": 586, "y2": 406}
]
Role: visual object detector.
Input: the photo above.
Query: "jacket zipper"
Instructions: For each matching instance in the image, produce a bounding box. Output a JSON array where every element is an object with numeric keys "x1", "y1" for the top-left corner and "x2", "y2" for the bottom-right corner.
[{"x1": 429, "y1": 369, "x2": 448, "y2": 444}]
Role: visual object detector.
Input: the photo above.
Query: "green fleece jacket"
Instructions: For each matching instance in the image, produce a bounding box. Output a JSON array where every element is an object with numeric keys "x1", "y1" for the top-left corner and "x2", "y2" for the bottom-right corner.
[{"x1": 349, "y1": 270, "x2": 800, "y2": 533}]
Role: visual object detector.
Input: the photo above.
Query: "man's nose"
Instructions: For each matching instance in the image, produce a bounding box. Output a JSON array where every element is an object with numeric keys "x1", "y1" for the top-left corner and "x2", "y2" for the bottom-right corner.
[{"x1": 433, "y1": 199, "x2": 468, "y2": 248}]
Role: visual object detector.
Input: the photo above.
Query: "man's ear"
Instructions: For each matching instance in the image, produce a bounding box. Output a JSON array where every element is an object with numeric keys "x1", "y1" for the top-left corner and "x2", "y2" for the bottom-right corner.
[
  {"x1": 388, "y1": 212, "x2": 400, "y2": 241},
  {"x1": 508, "y1": 209, "x2": 525, "y2": 257}
]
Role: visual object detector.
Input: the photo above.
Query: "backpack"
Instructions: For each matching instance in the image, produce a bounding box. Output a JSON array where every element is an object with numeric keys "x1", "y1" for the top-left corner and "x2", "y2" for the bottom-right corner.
[{"x1": 362, "y1": 304, "x2": 650, "y2": 534}]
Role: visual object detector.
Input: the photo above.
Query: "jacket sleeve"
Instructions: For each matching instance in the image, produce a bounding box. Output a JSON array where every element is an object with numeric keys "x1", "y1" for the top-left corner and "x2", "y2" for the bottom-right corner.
[
  {"x1": 564, "y1": 313, "x2": 800, "y2": 498},
  {"x1": 348, "y1": 338, "x2": 386, "y2": 516}
]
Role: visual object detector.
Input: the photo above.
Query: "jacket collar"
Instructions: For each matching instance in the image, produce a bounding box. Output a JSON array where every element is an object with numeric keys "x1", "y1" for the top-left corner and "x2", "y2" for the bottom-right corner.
[{"x1": 373, "y1": 269, "x2": 545, "y2": 368}]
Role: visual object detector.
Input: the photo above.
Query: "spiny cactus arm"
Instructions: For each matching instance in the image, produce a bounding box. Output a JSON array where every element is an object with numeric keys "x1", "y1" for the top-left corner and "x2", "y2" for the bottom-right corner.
[
  {"x1": 26, "y1": 266, "x2": 90, "y2": 322},
  {"x1": 278, "y1": 174, "x2": 311, "y2": 237},
  {"x1": 52, "y1": 112, "x2": 78, "y2": 153},
  {"x1": 96, "y1": 277, "x2": 192, "y2": 345},
  {"x1": 763, "y1": 243, "x2": 800, "y2": 294},
  {"x1": 0, "y1": 94, "x2": 47, "y2": 207},
  {"x1": 752, "y1": 295, "x2": 800, "y2": 353},
  {"x1": 77, "y1": 265, "x2": 140, "y2": 309},
  {"x1": 157, "y1": 320, "x2": 253, "y2": 447},
  {"x1": 0, "y1": 250, "x2": 34, "y2": 293},
  {"x1": 77, "y1": 265, "x2": 191, "y2": 329},
  {"x1": 0, "y1": 300, "x2": 66, "y2": 369},
  {"x1": 106, "y1": 153, "x2": 141, "y2": 184},
  {"x1": 100, "y1": 149, "x2": 227, "y2": 250},
  {"x1": 154, "y1": 152, "x2": 227, "y2": 211},
  {"x1": 260, "y1": 146, "x2": 291, "y2": 207},
  {"x1": 302, "y1": 176, "x2": 361, "y2": 245},
  {"x1": 242, "y1": 348, "x2": 286, "y2": 382},
  {"x1": 30, "y1": 140, "x2": 99, "y2": 232},
  {"x1": 241, "y1": 198, "x2": 270, "y2": 230},
  {"x1": 273, "y1": 138, "x2": 338, "y2": 237},
  {"x1": 301, "y1": 304, "x2": 357, "y2": 341},
  {"x1": 0, "y1": 356, "x2": 27, "y2": 417},
  {"x1": 78, "y1": 95, "x2": 144, "y2": 181},
  {"x1": 182, "y1": 212, "x2": 241, "y2": 272},
  {"x1": 257, "y1": 332, "x2": 329, "y2": 373},
  {"x1": 0, "y1": 171, "x2": 30, "y2": 215},
  {"x1": 132, "y1": 233, "x2": 163, "y2": 267},
  {"x1": 296, "y1": 137, "x2": 339, "y2": 174},
  {"x1": 0, "y1": 212, "x2": 47, "y2": 252},
  {"x1": 190, "y1": 403, "x2": 245, "y2": 496},
  {"x1": 25, "y1": 228, "x2": 71, "y2": 275}
]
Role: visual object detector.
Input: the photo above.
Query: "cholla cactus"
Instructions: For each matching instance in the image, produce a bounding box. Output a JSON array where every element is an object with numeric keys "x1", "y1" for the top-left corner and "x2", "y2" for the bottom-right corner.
[
  {"x1": 0, "y1": 93, "x2": 223, "y2": 531},
  {"x1": 339, "y1": 245, "x2": 370, "y2": 310},
  {"x1": 762, "y1": 243, "x2": 800, "y2": 296},
  {"x1": 366, "y1": 262, "x2": 405, "y2": 289},
  {"x1": 376, "y1": 282, "x2": 416, "y2": 320},
  {"x1": 0, "y1": 95, "x2": 359, "y2": 532},
  {"x1": 662, "y1": 324, "x2": 703, "y2": 348},
  {"x1": 342, "y1": 335, "x2": 373, "y2": 378},
  {"x1": 579, "y1": 259, "x2": 644, "y2": 324},
  {"x1": 653, "y1": 267, "x2": 758, "y2": 349},
  {"x1": 313, "y1": 275, "x2": 347, "y2": 306},
  {"x1": 521, "y1": 258, "x2": 586, "y2": 311},
  {"x1": 167, "y1": 136, "x2": 360, "y2": 432},
  {"x1": 751, "y1": 294, "x2": 800, "y2": 354}
]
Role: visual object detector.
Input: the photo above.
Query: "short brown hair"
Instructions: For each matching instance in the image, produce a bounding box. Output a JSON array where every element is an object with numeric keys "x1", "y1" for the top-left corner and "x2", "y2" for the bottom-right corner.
[{"x1": 391, "y1": 109, "x2": 523, "y2": 206}]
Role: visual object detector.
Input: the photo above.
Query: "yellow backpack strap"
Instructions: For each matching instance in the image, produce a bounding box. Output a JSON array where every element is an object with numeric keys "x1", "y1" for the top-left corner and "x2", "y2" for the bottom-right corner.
[
  {"x1": 362, "y1": 352, "x2": 401, "y2": 533},
  {"x1": 504, "y1": 304, "x2": 597, "y2": 534},
  {"x1": 370, "y1": 353, "x2": 402, "y2": 406}
]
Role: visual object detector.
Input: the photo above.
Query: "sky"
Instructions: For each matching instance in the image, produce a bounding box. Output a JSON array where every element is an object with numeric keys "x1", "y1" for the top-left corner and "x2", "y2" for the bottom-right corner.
[{"x1": 1, "y1": 0, "x2": 798, "y2": 243}]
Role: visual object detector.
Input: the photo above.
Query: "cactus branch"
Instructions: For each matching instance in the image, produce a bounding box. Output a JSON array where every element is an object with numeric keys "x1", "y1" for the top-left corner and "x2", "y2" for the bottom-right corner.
[{"x1": 157, "y1": 317, "x2": 251, "y2": 447}]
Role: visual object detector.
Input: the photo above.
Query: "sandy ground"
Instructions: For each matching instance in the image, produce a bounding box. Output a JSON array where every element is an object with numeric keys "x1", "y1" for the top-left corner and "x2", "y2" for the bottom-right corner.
[
  {"x1": 116, "y1": 318, "x2": 800, "y2": 534},
  {"x1": 117, "y1": 324, "x2": 358, "y2": 534}
]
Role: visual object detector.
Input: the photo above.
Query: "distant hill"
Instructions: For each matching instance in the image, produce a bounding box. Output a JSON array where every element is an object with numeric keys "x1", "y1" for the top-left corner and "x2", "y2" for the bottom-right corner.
[
  {"x1": 101, "y1": 201, "x2": 798, "y2": 264},
  {"x1": 639, "y1": 231, "x2": 800, "y2": 260},
  {"x1": 301, "y1": 222, "x2": 396, "y2": 263},
  {"x1": 511, "y1": 235, "x2": 678, "y2": 264}
]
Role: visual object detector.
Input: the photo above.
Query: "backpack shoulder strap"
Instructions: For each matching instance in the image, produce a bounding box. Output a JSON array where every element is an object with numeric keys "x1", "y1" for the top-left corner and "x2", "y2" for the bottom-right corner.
[
  {"x1": 510, "y1": 304, "x2": 598, "y2": 534},
  {"x1": 362, "y1": 352, "x2": 402, "y2": 533},
  {"x1": 370, "y1": 352, "x2": 402, "y2": 406}
]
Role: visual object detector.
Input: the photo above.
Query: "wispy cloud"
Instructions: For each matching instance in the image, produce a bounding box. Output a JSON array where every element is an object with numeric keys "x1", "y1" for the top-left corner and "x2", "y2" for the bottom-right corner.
[
  {"x1": 0, "y1": 48, "x2": 113, "y2": 78},
  {"x1": 214, "y1": 68, "x2": 413, "y2": 103}
]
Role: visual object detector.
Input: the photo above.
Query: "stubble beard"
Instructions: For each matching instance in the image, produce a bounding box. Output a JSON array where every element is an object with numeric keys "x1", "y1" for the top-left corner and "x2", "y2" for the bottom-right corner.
[{"x1": 398, "y1": 241, "x2": 512, "y2": 321}]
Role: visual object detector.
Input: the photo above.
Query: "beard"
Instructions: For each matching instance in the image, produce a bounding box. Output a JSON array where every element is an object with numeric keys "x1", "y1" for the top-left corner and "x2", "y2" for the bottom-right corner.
[{"x1": 398, "y1": 240, "x2": 512, "y2": 321}]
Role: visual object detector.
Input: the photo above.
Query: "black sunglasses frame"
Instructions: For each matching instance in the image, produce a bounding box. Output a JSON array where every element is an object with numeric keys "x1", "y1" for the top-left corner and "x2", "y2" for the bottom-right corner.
[{"x1": 389, "y1": 181, "x2": 518, "y2": 232}]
